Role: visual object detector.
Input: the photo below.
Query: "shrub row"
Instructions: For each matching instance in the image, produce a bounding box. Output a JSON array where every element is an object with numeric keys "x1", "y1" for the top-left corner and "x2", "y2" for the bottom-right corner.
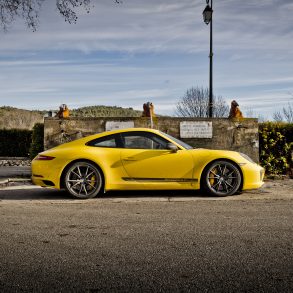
[
  {"x1": 259, "y1": 122, "x2": 293, "y2": 175},
  {"x1": 0, "y1": 129, "x2": 32, "y2": 157}
]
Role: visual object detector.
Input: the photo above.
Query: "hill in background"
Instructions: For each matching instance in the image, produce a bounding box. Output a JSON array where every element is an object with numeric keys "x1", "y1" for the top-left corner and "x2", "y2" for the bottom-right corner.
[
  {"x1": 0, "y1": 106, "x2": 44, "y2": 130},
  {"x1": 0, "y1": 105, "x2": 142, "y2": 130},
  {"x1": 70, "y1": 105, "x2": 141, "y2": 118}
]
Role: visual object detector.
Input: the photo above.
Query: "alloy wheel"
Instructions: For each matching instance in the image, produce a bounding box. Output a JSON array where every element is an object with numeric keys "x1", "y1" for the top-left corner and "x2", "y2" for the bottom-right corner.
[
  {"x1": 204, "y1": 160, "x2": 241, "y2": 196},
  {"x1": 65, "y1": 162, "x2": 102, "y2": 199}
]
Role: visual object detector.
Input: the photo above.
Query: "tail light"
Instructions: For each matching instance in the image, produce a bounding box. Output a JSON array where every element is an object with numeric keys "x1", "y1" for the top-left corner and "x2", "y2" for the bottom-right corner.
[{"x1": 35, "y1": 155, "x2": 55, "y2": 161}]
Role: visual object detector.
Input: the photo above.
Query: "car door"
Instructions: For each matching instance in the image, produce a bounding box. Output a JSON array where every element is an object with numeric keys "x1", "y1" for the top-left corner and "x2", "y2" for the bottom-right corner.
[
  {"x1": 85, "y1": 133, "x2": 128, "y2": 188},
  {"x1": 120, "y1": 131, "x2": 196, "y2": 187}
]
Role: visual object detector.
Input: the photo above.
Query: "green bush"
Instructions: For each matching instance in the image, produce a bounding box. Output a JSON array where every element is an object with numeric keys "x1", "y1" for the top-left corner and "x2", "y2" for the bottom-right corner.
[
  {"x1": 259, "y1": 122, "x2": 293, "y2": 175},
  {"x1": 29, "y1": 123, "x2": 44, "y2": 159},
  {"x1": 0, "y1": 129, "x2": 32, "y2": 157}
]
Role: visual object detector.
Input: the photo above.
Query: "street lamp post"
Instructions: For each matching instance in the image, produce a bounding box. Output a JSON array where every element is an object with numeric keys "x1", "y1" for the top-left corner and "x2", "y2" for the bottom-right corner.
[{"x1": 203, "y1": 0, "x2": 213, "y2": 118}]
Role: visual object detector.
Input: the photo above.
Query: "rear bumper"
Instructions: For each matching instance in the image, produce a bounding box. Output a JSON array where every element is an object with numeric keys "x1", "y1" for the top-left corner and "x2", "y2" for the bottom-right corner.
[
  {"x1": 31, "y1": 176, "x2": 56, "y2": 188},
  {"x1": 31, "y1": 160, "x2": 62, "y2": 189}
]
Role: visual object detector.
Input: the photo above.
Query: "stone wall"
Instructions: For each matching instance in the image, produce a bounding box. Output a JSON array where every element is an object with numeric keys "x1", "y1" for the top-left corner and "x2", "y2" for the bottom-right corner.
[{"x1": 44, "y1": 117, "x2": 259, "y2": 162}]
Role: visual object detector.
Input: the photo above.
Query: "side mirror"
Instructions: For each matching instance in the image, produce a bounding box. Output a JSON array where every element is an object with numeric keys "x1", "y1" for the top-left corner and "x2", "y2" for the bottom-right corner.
[{"x1": 167, "y1": 143, "x2": 178, "y2": 153}]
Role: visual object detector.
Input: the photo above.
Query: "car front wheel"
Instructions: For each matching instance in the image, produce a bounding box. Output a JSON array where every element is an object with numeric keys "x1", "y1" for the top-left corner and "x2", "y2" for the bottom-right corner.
[
  {"x1": 201, "y1": 160, "x2": 242, "y2": 196},
  {"x1": 64, "y1": 161, "x2": 103, "y2": 199}
]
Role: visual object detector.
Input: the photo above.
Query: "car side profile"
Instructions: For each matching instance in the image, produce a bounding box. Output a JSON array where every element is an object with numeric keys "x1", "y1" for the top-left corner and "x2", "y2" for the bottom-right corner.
[{"x1": 32, "y1": 128, "x2": 264, "y2": 199}]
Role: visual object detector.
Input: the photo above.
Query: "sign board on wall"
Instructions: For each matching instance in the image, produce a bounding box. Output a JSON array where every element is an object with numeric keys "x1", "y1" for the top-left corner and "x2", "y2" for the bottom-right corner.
[
  {"x1": 180, "y1": 121, "x2": 213, "y2": 138},
  {"x1": 105, "y1": 121, "x2": 135, "y2": 132}
]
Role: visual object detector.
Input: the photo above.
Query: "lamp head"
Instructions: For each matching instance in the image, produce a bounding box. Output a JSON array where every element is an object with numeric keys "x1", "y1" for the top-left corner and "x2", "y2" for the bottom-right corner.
[{"x1": 203, "y1": 4, "x2": 213, "y2": 25}]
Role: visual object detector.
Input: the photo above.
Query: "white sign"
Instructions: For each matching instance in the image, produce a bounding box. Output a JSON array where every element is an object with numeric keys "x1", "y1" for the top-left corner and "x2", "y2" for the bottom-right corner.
[
  {"x1": 180, "y1": 121, "x2": 213, "y2": 138},
  {"x1": 105, "y1": 121, "x2": 134, "y2": 131}
]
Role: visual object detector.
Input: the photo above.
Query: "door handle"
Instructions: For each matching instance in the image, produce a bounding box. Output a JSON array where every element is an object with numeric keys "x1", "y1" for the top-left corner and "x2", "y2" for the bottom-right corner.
[{"x1": 123, "y1": 157, "x2": 137, "y2": 161}]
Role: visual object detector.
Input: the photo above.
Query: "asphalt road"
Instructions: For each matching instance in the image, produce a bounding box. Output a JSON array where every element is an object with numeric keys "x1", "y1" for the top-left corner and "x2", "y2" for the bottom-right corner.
[{"x1": 0, "y1": 181, "x2": 292, "y2": 292}]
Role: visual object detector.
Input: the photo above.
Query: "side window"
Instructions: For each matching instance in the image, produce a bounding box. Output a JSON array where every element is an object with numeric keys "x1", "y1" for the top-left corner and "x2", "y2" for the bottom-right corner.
[
  {"x1": 122, "y1": 132, "x2": 169, "y2": 150},
  {"x1": 86, "y1": 134, "x2": 121, "y2": 148},
  {"x1": 124, "y1": 135, "x2": 152, "y2": 149}
]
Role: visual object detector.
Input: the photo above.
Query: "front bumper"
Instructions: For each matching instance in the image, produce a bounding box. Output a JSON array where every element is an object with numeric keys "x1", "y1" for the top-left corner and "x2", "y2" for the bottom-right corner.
[{"x1": 242, "y1": 163, "x2": 265, "y2": 190}]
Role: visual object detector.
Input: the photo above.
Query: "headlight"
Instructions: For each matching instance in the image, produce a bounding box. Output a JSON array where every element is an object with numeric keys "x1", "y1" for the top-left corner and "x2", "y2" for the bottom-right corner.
[{"x1": 239, "y1": 153, "x2": 255, "y2": 163}]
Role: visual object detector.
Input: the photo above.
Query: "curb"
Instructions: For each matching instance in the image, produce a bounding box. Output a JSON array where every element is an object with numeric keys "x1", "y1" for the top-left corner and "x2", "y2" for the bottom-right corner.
[{"x1": 0, "y1": 178, "x2": 32, "y2": 187}]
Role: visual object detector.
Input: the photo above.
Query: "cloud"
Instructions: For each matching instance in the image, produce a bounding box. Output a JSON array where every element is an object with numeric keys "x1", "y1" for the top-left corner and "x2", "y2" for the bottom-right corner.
[
  {"x1": 1, "y1": 0, "x2": 292, "y2": 54},
  {"x1": 0, "y1": 0, "x2": 293, "y2": 120}
]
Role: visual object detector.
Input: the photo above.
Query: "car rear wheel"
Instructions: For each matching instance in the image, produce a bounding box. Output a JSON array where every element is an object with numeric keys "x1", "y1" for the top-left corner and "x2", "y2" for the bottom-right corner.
[
  {"x1": 201, "y1": 160, "x2": 242, "y2": 196},
  {"x1": 64, "y1": 161, "x2": 103, "y2": 199}
]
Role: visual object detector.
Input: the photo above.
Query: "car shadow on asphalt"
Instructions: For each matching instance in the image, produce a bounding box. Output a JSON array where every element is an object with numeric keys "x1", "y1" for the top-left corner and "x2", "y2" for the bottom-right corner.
[
  {"x1": 0, "y1": 187, "x2": 73, "y2": 201},
  {"x1": 104, "y1": 189, "x2": 206, "y2": 198},
  {"x1": 0, "y1": 186, "x2": 213, "y2": 201}
]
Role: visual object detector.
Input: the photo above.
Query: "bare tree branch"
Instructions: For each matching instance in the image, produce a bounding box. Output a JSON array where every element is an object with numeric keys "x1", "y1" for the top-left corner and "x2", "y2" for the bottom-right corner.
[
  {"x1": 0, "y1": 0, "x2": 43, "y2": 31},
  {"x1": 273, "y1": 111, "x2": 283, "y2": 122},
  {"x1": 273, "y1": 103, "x2": 293, "y2": 123},
  {"x1": 56, "y1": 0, "x2": 91, "y2": 24},
  {"x1": 283, "y1": 103, "x2": 293, "y2": 123},
  {"x1": 0, "y1": 0, "x2": 120, "y2": 31}
]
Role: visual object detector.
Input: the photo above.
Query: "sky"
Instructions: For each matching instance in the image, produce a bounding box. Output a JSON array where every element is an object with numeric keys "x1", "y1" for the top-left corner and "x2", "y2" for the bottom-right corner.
[{"x1": 0, "y1": 0, "x2": 293, "y2": 119}]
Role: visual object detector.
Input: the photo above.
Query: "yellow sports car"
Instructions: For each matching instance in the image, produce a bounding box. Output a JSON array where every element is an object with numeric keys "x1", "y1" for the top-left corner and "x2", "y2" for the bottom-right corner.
[{"x1": 32, "y1": 128, "x2": 264, "y2": 199}]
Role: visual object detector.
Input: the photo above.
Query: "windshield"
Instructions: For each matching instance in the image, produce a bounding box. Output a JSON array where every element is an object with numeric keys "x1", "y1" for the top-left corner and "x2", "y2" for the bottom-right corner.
[{"x1": 160, "y1": 131, "x2": 193, "y2": 150}]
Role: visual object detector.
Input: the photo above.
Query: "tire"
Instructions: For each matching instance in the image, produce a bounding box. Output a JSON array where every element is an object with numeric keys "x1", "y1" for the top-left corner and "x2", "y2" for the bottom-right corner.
[
  {"x1": 201, "y1": 160, "x2": 242, "y2": 197},
  {"x1": 64, "y1": 161, "x2": 103, "y2": 199}
]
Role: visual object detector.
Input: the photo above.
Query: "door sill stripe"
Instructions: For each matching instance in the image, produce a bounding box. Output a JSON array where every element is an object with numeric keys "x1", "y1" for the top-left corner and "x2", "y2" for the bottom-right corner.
[{"x1": 122, "y1": 177, "x2": 198, "y2": 183}]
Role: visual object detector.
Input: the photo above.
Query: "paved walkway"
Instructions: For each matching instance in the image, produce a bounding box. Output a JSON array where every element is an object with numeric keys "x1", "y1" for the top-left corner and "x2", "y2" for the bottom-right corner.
[{"x1": 0, "y1": 166, "x2": 31, "y2": 179}]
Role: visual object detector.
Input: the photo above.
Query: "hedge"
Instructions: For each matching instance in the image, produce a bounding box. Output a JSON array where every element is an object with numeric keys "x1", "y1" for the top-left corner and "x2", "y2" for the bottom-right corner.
[
  {"x1": 0, "y1": 129, "x2": 32, "y2": 157},
  {"x1": 0, "y1": 123, "x2": 44, "y2": 158},
  {"x1": 259, "y1": 122, "x2": 293, "y2": 175}
]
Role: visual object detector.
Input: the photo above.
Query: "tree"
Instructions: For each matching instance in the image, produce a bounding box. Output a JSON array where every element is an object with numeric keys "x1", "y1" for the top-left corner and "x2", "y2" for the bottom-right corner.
[
  {"x1": 0, "y1": 0, "x2": 120, "y2": 31},
  {"x1": 273, "y1": 103, "x2": 293, "y2": 123},
  {"x1": 175, "y1": 87, "x2": 229, "y2": 118}
]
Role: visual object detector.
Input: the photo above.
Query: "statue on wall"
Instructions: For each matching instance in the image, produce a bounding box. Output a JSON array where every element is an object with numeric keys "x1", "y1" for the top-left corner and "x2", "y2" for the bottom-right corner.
[
  {"x1": 228, "y1": 100, "x2": 243, "y2": 119},
  {"x1": 56, "y1": 104, "x2": 70, "y2": 118}
]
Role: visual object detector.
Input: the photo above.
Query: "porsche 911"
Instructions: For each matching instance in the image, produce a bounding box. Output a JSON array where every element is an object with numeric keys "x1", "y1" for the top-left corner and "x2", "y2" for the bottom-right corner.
[{"x1": 32, "y1": 128, "x2": 264, "y2": 198}]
